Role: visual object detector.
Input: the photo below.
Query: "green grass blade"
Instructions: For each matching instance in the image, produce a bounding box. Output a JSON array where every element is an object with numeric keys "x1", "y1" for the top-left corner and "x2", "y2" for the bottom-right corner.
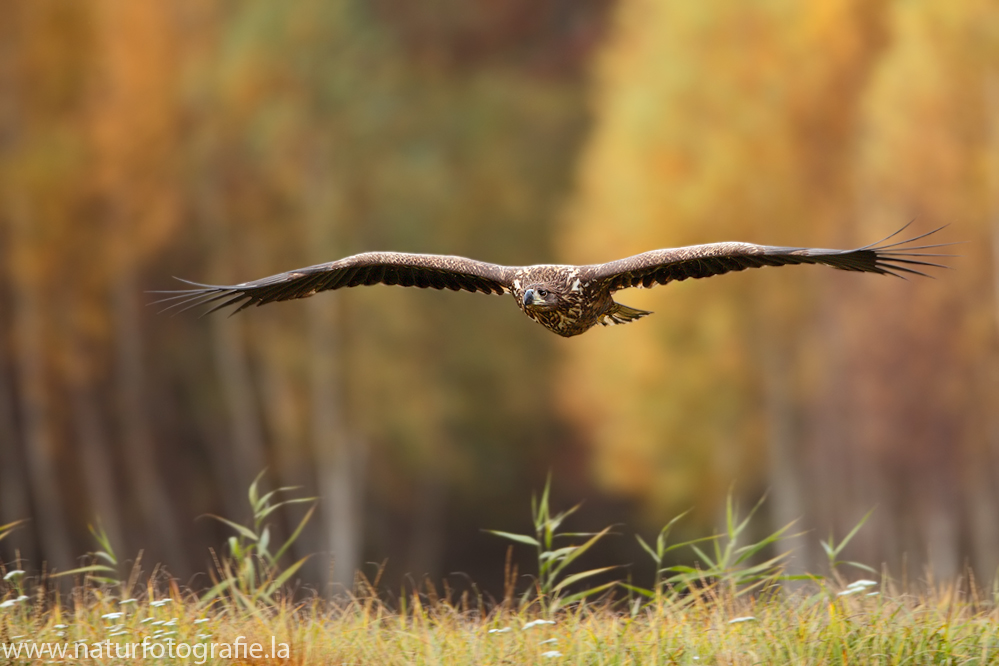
[
  {"x1": 550, "y1": 525, "x2": 612, "y2": 579},
  {"x1": 552, "y1": 566, "x2": 619, "y2": 593},
  {"x1": 206, "y1": 514, "x2": 259, "y2": 542},
  {"x1": 51, "y1": 564, "x2": 117, "y2": 578},
  {"x1": 273, "y1": 503, "x2": 317, "y2": 562},
  {"x1": 636, "y1": 534, "x2": 661, "y2": 566},
  {"x1": 557, "y1": 580, "x2": 617, "y2": 606},
  {"x1": 484, "y1": 530, "x2": 540, "y2": 547}
]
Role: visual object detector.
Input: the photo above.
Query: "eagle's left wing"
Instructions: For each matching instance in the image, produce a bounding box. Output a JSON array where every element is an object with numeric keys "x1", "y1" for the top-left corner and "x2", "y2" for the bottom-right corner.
[
  {"x1": 589, "y1": 225, "x2": 950, "y2": 292},
  {"x1": 152, "y1": 251, "x2": 514, "y2": 316}
]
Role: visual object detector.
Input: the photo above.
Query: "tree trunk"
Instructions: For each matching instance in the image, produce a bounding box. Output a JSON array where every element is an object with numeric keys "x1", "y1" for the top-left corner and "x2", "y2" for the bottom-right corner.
[
  {"x1": 759, "y1": 325, "x2": 811, "y2": 575},
  {"x1": 8, "y1": 199, "x2": 73, "y2": 572},
  {"x1": 308, "y1": 293, "x2": 364, "y2": 593},
  {"x1": 201, "y1": 176, "x2": 268, "y2": 516},
  {"x1": 0, "y1": 271, "x2": 33, "y2": 559},
  {"x1": 211, "y1": 317, "x2": 268, "y2": 503},
  {"x1": 70, "y1": 379, "x2": 126, "y2": 555},
  {"x1": 975, "y1": 70, "x2": 999, "y2": 580},
  {"x1": 112, "y1": 266, "x2": 186, "y2": 572},
  {"x1": 407, "y1": 464, "x2": 447, "y2": 583},
  {"x1": 253, "y1": 315, "x2": 321, "y2": 571},
  {"x1": 304, "y1": 145, "x2": 365, "y2": 594}
]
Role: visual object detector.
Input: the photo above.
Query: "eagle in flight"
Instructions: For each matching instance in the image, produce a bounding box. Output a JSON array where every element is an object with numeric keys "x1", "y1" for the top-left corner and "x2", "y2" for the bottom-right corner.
[{"x1": 157, "y1": 225, "x2": 948, "y2": 338}]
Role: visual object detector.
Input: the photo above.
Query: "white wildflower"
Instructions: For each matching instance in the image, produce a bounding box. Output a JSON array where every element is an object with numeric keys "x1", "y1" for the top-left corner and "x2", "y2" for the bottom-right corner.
[
  {"x1": 728, "y1": 616, "x2": 756, "y2": 624},
  {"x1": 15, "y1": 595, "x2": 28, "y2": 601},
  {"x1": 541, "y1": 650, "x2": 563, "y2": 658},
  {"x1": 101, "y1": 611, "x2": 124, "y2": 620},
  {"x1": 109, "y1": 631, "x2": 128, "y2": 637},
  {"x1": 149, "y1": 599, "x2": 172, "y2": 607},
  {"x1": 3, "y1": 570, "x2": 25, "y2": 581},
  {"x1": 523, "y1": 619, "x2": 556, "y2": 630},
  {"x1": 194, "y1": 618, "x2": 210, "y2": 624},
  {"x1": 197, "y1": 633, "x2": 212, "y2": 639},
  {"x1": 849, "y1": 579, "x2": 878, "y2": 588},
  {"x1": 119, "y1": 598, "x2": 137, "y2": 605},
  {"x1": 53, "y1": 624, "x2": 68, "y2": 629},
  {"x1": 540, "y1": 638, "x2": 557, "y2": 645},
  {"x1": 488, "y1": 627, "x2": 512, "y2": 634}
]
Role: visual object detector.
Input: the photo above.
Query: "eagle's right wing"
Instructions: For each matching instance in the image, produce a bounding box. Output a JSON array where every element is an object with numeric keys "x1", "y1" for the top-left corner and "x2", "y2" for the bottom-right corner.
[
  {"x1": 589, "y1": 225, "x2": 951, "y2": 292},
  {"x1": 152, "y1": 252, "x2": 514, "y2": 315}
]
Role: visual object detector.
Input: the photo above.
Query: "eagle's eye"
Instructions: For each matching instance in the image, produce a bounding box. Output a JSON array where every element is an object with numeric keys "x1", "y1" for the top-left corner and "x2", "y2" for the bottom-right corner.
[{"x1": 537, "y1": 288, "x2": 549, "y2": 298}]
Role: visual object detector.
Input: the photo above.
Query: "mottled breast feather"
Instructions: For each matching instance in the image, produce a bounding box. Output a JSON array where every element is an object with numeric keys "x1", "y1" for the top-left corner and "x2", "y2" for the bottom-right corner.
[{"x1": 509, "y1": 265, "x2": 615, "y2": 337}]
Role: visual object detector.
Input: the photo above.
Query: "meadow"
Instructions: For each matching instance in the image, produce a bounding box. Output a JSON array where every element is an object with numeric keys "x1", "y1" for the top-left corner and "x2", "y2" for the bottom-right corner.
[{"x1": 2, "y1": 478, "x2": 998, "y2": 665}]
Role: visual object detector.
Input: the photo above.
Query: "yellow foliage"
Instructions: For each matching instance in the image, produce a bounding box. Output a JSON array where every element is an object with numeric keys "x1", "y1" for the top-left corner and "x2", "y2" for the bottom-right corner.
[{"x1": 559, "y1": 0, "x2": 999, "y2": 576}]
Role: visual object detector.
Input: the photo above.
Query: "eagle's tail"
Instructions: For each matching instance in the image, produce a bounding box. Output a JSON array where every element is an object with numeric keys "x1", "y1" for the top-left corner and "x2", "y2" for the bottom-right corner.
[{"x1": 599, "y1": 301, "x2": 653, "y2": 326}]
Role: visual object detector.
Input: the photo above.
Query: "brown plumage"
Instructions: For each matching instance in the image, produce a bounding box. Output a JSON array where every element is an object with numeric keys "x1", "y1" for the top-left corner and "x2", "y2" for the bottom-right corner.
[{"x1": 154, "y1": 225, "x2": 951, "y2": 337}]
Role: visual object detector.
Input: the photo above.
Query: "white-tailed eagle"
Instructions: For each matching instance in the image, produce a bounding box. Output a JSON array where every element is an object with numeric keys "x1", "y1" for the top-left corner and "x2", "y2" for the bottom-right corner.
[{"x1": 156, "y1": 225, "x2": 949, "y2": 337}]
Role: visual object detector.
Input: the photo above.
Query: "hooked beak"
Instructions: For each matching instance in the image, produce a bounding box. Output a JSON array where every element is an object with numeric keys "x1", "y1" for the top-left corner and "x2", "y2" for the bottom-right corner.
[{"x1": 523, "y1": 288, "x2": 535, "y2": 306}]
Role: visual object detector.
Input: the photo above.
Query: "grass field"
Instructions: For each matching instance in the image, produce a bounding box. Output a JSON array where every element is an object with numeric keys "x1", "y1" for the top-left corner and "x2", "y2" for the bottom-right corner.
[
  {"x1": 2, "y1": 480, "x2": 998, "y2": 664},
  {"x1": 2, "y1": 579, "x2": 998, "y2": 664}
]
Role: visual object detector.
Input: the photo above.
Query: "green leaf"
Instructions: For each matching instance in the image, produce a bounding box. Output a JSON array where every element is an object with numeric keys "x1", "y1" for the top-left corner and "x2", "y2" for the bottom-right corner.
[
  {"x1": 618, "y1": 582, "x2": 655, "y2": 599},
  {"x1": 206, "y1": 514, "x2": 259, "y2": 542},
  {"x1": 842, "y1": 560, "x2": 878, "y2": 574},
  {"x1": 273, "y1": 503, "x2": 317, "y2": 562},
  {"x1": 539, "y1": 546, "x2": 578, "y2": 561},
  {"x1": 94, "y1": 551, "x2": 117, "y2": 567},
  {"x1": 552, "y1": 566, "x2": 619, "y2": 593},
  {"x1": 557, "y1": 580, "x2": 617, "y2": 606},
  {"x1": 262, "y1": 555, "x2": 311, "y2": 598},
  {"x1": 732, "y1": 522, "x2": 797, "y2": 565},
  {"x1": 0, "y1": 519, "x2": 26, "y2": 543},
  {"x1": 835, "y1": 509, "x2": 875, "y2": 556},
  {"x1": 663, "y1": 533, "x2": 720, "y2": 555},
  {"x1": 199, "y1": 578, "x2": 232, "y2": 608},
  {"x1": 51, "y1": 564, "x2": 117, "y2": 578},
  {"x1": 690, "y1": 544, "x2": 717, "y2": 569},
  {"x1": 484, "y1": 530, "x2": 540, "y2": 547},
  {"x1": 254, "y1": 487, "x2": 304, "y2": 514},
  {"x1": 550, "y1": 525, "x2": 613, "y2": 579},
  {"x1": 256, "y1": 497, "x2": 318, "y2": 525},
  {"x1": 636, "y1": 534, "x2": 661, "y2": 566},
  {"x1": 258, "y1": 527, "x2": 271, "y2": 559},
  {"x1": 248, "y1": 469, "x2": 267, "y2": 511}
]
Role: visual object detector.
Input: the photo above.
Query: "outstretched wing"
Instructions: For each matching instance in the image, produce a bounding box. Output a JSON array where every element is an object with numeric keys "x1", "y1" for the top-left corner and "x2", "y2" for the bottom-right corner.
[
  {"x1": 589, "y1": 225, "x2": 951, "y2": 292},
  {"x1": 153, "y1": 252, "x2": 514, "y2": 315}
]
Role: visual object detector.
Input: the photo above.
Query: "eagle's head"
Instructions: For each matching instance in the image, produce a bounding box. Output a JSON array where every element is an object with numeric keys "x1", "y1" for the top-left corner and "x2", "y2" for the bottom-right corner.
[{"x1": 521, "y1": 284, "x2": 561, "y2": 312}]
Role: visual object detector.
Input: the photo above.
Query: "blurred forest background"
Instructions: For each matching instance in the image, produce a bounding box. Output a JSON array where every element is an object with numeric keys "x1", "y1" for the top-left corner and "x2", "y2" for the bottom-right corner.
[{"x1": 1, "y1": 0, "x2": 997, "y2": 595}]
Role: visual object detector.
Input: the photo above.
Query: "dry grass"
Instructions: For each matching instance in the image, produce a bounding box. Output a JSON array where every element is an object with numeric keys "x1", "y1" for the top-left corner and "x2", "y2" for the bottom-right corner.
[
  {"x1": 3, "y1": 485, "x2": 998, "y2": 664},
  {"x1": 2, "y1": 575, "x2": 999, "y2": 664}
]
